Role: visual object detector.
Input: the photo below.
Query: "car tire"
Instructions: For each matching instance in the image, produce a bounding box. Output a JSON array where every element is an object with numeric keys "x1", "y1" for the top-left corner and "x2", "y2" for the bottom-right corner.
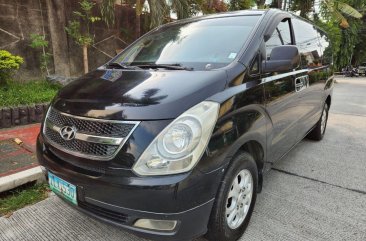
[
  {"x1": 206, "y1": 152, "x2": 258, "y2": 241},
  {"x1": 307, "y1": 102, "x2": 329, "y2": 141}
]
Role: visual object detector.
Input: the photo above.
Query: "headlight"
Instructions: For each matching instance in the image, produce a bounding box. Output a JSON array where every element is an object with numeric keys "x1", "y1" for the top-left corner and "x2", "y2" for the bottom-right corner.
[{"x1": 133, "y1": 101, "x2": 219, "y2": 176}]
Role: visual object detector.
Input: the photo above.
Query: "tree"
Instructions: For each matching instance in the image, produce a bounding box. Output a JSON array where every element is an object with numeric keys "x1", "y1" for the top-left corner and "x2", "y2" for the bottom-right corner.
[
  {"x1": 256, "y1": 0, "x2": 266, "y2": 8},
  {"x1": 65, "y1": 0, "x2": 101, "y2": 74},
  {"x1": 29, "y1": 34, "x2": 52, "y2": 76},
  {"x1": 288, "y1": 0, "x2": 362, "y2": 26},
  {"x1": 229, "y1": 0, "x2": 255, "y2": 10},
  {"x1": 290, "y1": 0, "x2": 315, "y2": 18},
  {"x1": 147, "y1": 0, "x2": 170, "y2": 28},
  {"x1": 135, "y1": 0, "x2": 143, "y2": 38},
  {"x1": 101, "y1": 0, "x2": 198, "y2": 38},
  {"x1": 100, "y1": 0, "x2": 115, "y2": 28},
  {"x1": 270, "y1": 0, "x2": 283, "y2": 8},
  {"x1": 315, "y1": 0, "x2": 364, "y2": 69},
  {"x1": 323, "y1": 0, "x2": 362, "y2": 28}
]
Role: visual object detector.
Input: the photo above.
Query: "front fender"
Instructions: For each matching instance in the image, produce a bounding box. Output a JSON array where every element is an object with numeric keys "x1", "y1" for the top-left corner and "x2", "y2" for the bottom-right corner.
[{"x1": 197, "y1": 101, "x2": 269, "y2": 174}]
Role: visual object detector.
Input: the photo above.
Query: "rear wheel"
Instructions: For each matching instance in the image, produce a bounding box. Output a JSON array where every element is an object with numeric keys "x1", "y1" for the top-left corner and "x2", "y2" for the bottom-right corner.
[
  {"x1": 206, "y1": 152, "x2": 258, "y2": 241},
  {"x1": 307, "y1": 102, "x2": 329, "y2": 141}
]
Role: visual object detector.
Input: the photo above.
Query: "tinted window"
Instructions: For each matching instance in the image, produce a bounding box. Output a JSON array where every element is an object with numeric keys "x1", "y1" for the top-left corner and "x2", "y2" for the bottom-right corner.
[
  {"x1": 317, "y1": 31, "x2": 332, "y2": 66},
  {"x1": 112, "y1": 16, "x2": 261, "y2": 70},
  {"x1": 292, "y1": 18, "x2": 323, "y2": 69},
  {"x1": 265, "y1": 19, "x2": 292, "y2": 59}
]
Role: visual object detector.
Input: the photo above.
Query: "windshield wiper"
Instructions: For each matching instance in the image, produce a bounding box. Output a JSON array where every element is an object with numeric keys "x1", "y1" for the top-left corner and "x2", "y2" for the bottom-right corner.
[
  {"x1": 106, "y1": 62, "x2": 141, "y2": 70},
  {"x1": 134, "y1": 63, "x2": 193, "y2": 71}
]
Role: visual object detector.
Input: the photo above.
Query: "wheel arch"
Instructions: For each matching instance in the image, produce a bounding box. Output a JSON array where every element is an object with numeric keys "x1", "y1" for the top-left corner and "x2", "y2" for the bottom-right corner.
[
  {"x1": 239, "y1": 140, "x2": 265, "y2": 192},
  {"x1": 223, "y1": 132, "x2": 266, "y2": 193},
  {"x1": 326, "y1": 95, "x2": 331, "y2": 107}
]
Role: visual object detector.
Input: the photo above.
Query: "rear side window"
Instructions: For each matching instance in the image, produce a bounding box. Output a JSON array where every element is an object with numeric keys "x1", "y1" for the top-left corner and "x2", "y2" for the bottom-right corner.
[
  {"x1": 265, "y1": 19, "x2": 292, "y2": 59},
  {"x1": 292, "y1": 18, "x2": 324, "y2": 69}
]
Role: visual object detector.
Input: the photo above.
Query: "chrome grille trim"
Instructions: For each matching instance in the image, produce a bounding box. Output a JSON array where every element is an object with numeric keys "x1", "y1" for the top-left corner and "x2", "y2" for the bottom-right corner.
[
  {"x1": 45, "y1": 121, "x2": 124, "y2": 145},
  {"x1": 43, "y1": 107, "x2": 140, "y2": 161},
  {"x1": 47, "y1": 108, "x2": 138, "y2": 137}
]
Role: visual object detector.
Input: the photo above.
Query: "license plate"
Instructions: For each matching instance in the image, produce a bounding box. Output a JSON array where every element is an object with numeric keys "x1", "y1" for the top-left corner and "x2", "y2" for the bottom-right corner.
[{"x1": 48, "y1": 172, "x2": 77, "y2": 205}]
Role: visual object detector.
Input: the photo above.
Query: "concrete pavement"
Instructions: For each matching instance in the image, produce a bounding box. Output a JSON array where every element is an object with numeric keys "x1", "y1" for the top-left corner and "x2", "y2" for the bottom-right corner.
[
  {"x1": 0, "y1": 124, "x2": 44, "y2": 192},
  {"x1": 1, "y1": 77, "x2": 365, "y2": 241}
]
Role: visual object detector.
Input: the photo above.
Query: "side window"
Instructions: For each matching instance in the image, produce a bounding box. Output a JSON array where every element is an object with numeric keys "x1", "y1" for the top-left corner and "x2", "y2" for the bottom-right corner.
[
  {"x1": 318, "y1": 33, "x2": 332, "y2": 66},
  {"x1": 265, "y1": 19, "x2": 292, "y2": 59},
  {"x1": 292, "y1": 18, "x2": 323, "y2": 69}
]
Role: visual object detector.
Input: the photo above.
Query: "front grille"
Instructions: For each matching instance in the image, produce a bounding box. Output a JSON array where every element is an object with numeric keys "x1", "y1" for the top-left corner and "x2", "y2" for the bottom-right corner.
[
  {"x1": 45, "y1": 127, "x2": 118, "y2": 156},
  {"x1": 47, "y1": 108, "x2": 135, "y2": 137},
  {"x1": 78, "y1": 201, "x2": 130, "y2": 224},
  {"x1": 43, "y1": 107, "x2": 139, "y2": 160}
]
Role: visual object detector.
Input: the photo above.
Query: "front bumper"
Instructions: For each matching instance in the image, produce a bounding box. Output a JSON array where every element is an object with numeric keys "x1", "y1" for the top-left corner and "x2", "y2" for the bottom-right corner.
[
  {"x1": 37, "y1": 135, "x2": 223, "y2": 241},
  {"x1": 61, "y1": 192, "x2": 214, "y2": 241}
]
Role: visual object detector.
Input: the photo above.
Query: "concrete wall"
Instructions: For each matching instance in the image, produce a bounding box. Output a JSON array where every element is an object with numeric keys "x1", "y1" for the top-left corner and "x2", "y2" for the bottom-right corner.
[{"x1": 0, "y1": 0, "x2": 137, "y2": 80}]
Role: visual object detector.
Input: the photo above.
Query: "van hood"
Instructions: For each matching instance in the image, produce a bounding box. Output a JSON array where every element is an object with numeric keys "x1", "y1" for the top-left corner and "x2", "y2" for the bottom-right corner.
[{"x1": 53, "y1": 68, "x2": 227, "y2": 120}]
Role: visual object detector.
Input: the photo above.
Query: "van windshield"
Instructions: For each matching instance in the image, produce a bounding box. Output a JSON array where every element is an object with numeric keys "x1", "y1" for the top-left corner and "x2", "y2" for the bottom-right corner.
[{"x1": 112, "y1": 15, "x2": 261, "y2": 71}]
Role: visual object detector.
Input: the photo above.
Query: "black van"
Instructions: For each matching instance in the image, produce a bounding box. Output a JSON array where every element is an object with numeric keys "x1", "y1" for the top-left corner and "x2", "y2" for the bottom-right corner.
[{"x1": 37, "y1": 9, "x2": 334, "y2": 241}]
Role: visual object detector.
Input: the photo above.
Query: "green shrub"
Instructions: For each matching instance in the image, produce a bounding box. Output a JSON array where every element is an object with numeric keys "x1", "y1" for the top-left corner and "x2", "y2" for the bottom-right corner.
[
  {"x1": 0, "y1": 50, "x2": 24, "y2": 86},
  {"x1": 0, "y1": 80, "x2": 61, "y2": 107}
]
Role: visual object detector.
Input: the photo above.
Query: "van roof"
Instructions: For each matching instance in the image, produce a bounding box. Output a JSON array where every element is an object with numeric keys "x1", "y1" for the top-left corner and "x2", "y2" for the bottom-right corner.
[
  {"x1": 187, "y1": 9, "x2": 267, "y2": 21},
  {"x1": 160, "y1": 9, "x2": 291, "y2": 28}
]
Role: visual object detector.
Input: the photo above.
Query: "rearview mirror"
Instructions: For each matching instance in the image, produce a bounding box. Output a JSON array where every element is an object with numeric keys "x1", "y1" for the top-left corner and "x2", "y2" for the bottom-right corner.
[{"x1": 262, "y1": 45, "x2": 300, "y2": 73}]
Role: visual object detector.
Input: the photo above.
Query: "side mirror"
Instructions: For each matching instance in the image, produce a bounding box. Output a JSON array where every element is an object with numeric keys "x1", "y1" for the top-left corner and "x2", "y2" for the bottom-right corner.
[{"x1": 262, "y1": 45, "x2": 300, "y2": 73}]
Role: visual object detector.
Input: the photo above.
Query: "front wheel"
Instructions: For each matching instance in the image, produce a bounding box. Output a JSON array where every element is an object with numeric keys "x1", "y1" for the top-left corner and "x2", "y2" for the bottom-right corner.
[
  {"x1": 206, "y1": 152, "x2": 258, "y2": 241},
  {"x1": 307, "y1": 102, "x2": 329, "y2": 141}
]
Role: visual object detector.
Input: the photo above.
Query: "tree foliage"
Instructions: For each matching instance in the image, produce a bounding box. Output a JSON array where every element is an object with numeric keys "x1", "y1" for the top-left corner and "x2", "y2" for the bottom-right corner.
[
  {"x1": 65, "y1": 0, "x2": 101, "y2": 47},
  {"x1": 229, "y1": 0, "x2": 255, "y2": 10},
  {"x1": 324, "y1": 0, "x2": 362, "y2": 28},
  {"x1": 100, "y1": 0, "x2": 115, "y2": 27},
  {"x1": 29, "y1": 34, "x2": 52, "y2": 75},
  {"x1": 65, "y1": 0, "x2": 101, "y2": 73},
  {"x1": 290, "y1": 0, "x2": 315, "y2": 18},
  {"x1": 316, "y1": 0, "x2": 365, "y2": 69},
  {"x1": 97, "y1": 0, "x2": 365, "y2": 68}
]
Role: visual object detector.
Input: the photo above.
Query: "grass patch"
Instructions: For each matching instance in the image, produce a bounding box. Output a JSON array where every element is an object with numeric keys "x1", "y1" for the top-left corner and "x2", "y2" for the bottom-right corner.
[
  {"x1": 0, "y1": 182, "x2": 50, "y2": 216},
  {"x1": 0, "y1": 80, "x2": 61, "y2": 107}
]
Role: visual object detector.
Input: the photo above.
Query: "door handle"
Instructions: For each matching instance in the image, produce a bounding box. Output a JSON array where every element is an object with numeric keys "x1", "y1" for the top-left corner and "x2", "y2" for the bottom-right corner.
[
  {"x1": 295, "y1": 79, "x2": 304, "y2": 92},
  {"x1": 295, "y1": 75, "x2": 309, "y2": 92},
  {"x1": 295, "y1": 79, "x2": 303, "y2": 87}
]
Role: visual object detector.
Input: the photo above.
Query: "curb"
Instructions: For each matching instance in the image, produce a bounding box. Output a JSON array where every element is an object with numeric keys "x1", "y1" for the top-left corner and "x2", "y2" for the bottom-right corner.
[
  {"x1": 0, "y1": 103, "x2": 49, "y2": 129},
  {"x1": 0, "y1": 166, "x2": 46, "y2": 193}
]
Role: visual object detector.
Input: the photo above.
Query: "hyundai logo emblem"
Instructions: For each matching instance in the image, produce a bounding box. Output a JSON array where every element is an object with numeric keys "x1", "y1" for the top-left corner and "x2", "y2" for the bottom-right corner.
[{"x1": 59, "y1": 126, "x2": 77, "y2": 141}]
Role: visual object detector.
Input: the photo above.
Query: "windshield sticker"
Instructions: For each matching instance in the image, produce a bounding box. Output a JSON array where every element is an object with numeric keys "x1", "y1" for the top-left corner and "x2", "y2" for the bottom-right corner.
[
  {"x1": 101, "y1": 70, "x2": 122, "y2": 82},
  {"x1": 228, "y1": 53, "x2": 237, "y2": 59}
]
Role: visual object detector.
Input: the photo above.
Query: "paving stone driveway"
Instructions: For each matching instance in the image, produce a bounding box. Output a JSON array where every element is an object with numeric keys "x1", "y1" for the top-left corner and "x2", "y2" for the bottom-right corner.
[{"x1": 1, "y1": 77, "x2": 365, "y2": 241}]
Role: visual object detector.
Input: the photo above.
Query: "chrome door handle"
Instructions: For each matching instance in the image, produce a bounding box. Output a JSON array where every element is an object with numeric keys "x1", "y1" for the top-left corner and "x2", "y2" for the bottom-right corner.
[
  {"x1": 295, "y1": 75, "x2": 309, "y2": 92},
  {"x1": 295, "y1": 80, "x2": 303, "y2": 87}
]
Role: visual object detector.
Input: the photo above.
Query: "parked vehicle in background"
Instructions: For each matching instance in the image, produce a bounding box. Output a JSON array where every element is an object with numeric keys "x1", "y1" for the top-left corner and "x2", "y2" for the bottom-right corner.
[
  {"x1": 358, "y1": 62, "x2": 366, "y2": 76},
  {"x1": 343, "y1": 65, "x2": 359, "y2": 77},
  {"x1": 37, "y1": 9, "x2": 334, "y2": 241}
]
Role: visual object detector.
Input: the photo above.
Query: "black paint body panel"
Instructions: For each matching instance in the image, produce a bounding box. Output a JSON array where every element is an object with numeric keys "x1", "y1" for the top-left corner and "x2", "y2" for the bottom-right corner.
[
  {"x1": 53, "y1": 69, "x2": 227, "y2": 120},
  {"x1": 37, "y1": 9, "x2": 334, "y2": 241}
]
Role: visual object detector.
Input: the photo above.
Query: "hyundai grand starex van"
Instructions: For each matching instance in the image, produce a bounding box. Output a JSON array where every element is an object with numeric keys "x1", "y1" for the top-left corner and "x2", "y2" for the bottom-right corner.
[{"x1": 37, "y1": 9, "x2": 334, "y2": 241}]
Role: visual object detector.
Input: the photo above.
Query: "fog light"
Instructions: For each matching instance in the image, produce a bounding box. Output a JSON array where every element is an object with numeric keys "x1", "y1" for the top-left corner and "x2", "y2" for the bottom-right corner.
[{"x1": 133, "y1": 219, "x2": 177, "y2": 231}]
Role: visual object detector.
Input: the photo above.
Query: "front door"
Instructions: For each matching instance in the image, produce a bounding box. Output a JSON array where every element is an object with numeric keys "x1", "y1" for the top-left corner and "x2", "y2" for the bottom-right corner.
[{"x1": 263, "y1": 18, "x2": 301, "y2": 162}]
